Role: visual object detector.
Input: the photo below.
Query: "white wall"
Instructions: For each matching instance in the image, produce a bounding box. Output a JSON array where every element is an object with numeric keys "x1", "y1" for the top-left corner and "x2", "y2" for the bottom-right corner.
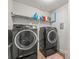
[
  {"x1": 9, "y1": 1, "x2": 51, "y2": 29},
  {"x1": 51, "y1": 4, "x2": 70, "y2": 59},
  {"x1": 8, "y1": 0, "x2": 13, "y2": 30},
  {"x1": 12, "y1": 1, "x2": 51, "y2": 26},
  {"x1": 13, "y1": 1, "x2": 50, "y2": 17}
]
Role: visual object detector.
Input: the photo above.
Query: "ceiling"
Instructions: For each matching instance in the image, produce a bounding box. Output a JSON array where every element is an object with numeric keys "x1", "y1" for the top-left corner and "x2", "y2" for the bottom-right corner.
[{"x1": 14, "y1": 0, "x2": 68, "y2": 12}]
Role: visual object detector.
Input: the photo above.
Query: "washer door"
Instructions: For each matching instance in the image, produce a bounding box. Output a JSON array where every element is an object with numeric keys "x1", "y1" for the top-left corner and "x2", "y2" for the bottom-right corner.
[
  {"x1": 14, "y1": 30, "x2": 37, "y2": 50},
  {"x1": 47, "y1": 30, "x2": 57, "y2": 44}
]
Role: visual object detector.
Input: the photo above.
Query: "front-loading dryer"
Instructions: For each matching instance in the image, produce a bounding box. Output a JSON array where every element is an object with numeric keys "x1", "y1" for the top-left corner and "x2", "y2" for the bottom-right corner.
[
  {"x1": 12, "y1": 24, "x2": 38, "y2": 59},
  {"x1": 39, "y1": 27, "x2": 58, "y2": 57}
]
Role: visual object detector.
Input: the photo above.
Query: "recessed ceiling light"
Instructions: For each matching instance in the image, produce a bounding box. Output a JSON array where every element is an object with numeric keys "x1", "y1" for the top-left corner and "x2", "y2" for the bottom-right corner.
[
  {"x1": 39, "y1": 0, "x2": 55, "y2": 4},
  {"x1": 42, "y1": 0, "x2": 54, "y2": 3}
]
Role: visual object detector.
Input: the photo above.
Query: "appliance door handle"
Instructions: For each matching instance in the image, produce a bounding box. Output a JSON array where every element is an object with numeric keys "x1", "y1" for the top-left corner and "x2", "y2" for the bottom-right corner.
[{"x1": 8, "y1": 43, "x2": 13, "y2": 48}]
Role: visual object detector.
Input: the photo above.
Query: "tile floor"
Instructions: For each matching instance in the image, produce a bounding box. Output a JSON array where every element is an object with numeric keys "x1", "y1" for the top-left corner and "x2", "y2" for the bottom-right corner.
[
  {"x1": 38, "y1": 51, "x2": 64, "y2": 59},
  {"x1": 47, "y1": 53, "x2": 64, "y2": 59}
]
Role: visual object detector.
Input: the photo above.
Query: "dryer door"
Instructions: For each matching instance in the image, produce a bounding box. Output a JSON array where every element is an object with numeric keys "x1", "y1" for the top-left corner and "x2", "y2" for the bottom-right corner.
[
  {"x1": 47, "y1": 30, "x2": 57, "y2": 44},
  {"x1": 14, "y1": 30, "x2": 37, "y2": 50}
]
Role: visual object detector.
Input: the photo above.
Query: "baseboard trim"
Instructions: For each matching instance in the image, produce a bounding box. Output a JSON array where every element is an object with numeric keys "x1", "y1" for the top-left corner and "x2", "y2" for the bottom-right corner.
[{"x1": 57, "y1": 51, "x2": 65, "y2": 59}]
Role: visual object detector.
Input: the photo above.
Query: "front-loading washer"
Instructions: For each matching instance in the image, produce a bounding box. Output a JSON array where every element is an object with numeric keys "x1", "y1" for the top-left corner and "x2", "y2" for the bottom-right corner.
[
  {"x1": 39, "y1": 27, "x2": 58, "y2": 57},
  {"x1": 8, "y1": 30, "x2": 13, "y2": 59},
  {"x1": 12, "y1": 24, "x2": 38, "y2": 59}
]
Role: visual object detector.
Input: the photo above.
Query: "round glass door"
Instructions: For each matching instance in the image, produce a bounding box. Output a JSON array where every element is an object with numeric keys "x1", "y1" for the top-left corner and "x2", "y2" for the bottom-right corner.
[
  {"x1": 14, "y1": 30, "x2": 37, "y2": 50},
  {"x1": 47, "y1": 30, "x2": 57, "y2": 44}
]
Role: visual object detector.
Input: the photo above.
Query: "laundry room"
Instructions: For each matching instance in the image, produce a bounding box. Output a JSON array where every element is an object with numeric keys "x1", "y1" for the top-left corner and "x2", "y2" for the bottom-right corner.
[{"x1": 8, "y1": 0, "x2": 69, "y2": 59}]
